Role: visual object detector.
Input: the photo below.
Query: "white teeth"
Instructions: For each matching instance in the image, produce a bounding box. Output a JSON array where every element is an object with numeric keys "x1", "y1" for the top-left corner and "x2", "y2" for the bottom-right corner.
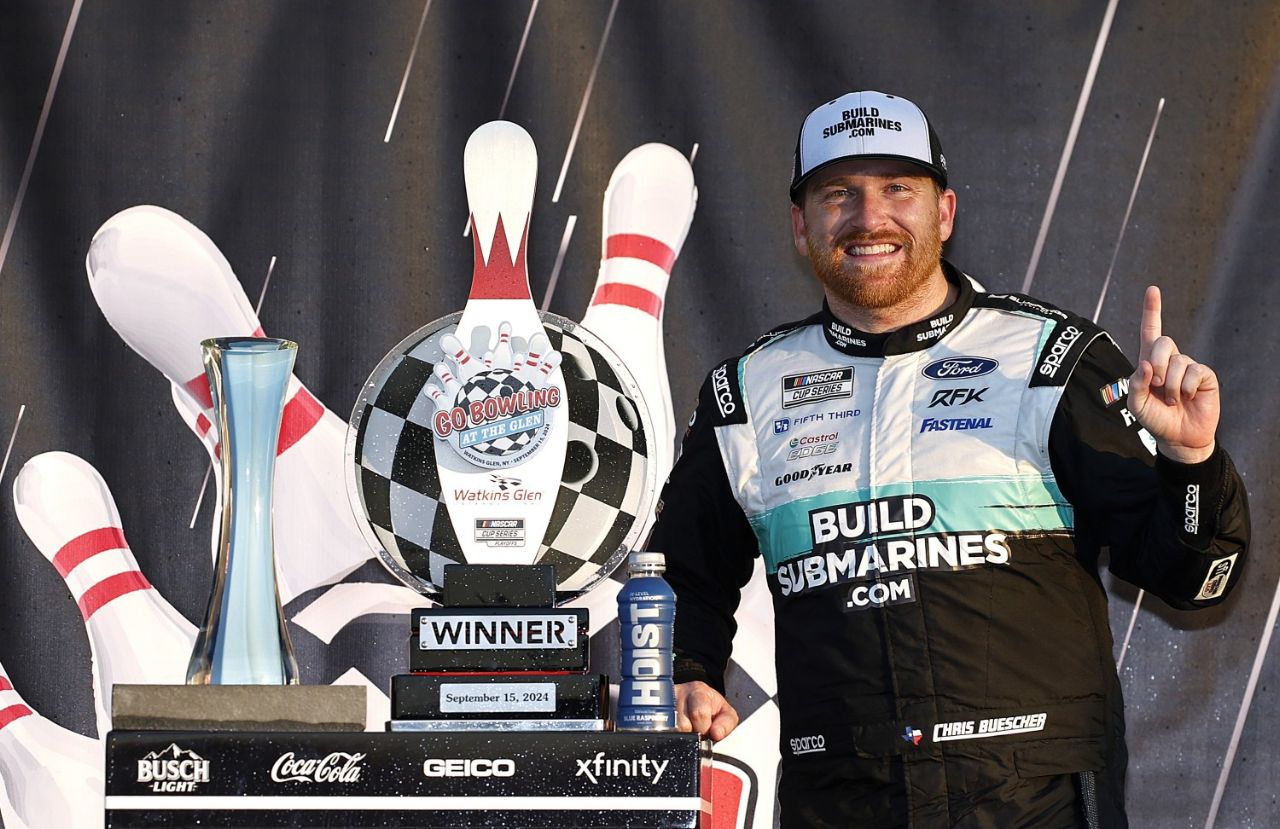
[{"x1": 847, "y1": 243, "x2": 897, "y2": 256}]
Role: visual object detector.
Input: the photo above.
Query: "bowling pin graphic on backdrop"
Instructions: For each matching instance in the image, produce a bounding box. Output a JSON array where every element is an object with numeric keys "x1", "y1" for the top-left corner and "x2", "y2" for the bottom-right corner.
[
  {"x1": 426, "y1": 121, "x2": 569, "y2": 566},
  {"x1": 0, "y1": 661, "x2": 102, "y2": 829},
  {"x1": 85, "y1": 205, "x2": 374, "y2": 602},
  {"x1": 581, "y1": 143, "x2": 697, "y2": 498},
  {"x1": 11, "y1": 452, "x2": 196, "y2": 740}
]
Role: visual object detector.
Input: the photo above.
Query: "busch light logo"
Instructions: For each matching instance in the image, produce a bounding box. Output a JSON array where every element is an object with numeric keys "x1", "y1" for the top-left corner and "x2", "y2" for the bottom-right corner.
[
  {"x1": 136, "y1": 744, "x2": 211, "y2": 793},
  {"x1": 921, "y1": 357, "x2": 999, "y2": 380}
]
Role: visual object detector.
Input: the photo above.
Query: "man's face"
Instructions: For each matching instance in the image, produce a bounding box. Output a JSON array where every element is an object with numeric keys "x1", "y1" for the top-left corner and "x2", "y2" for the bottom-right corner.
[{"x1": 791, "y1": 159, "x2": 956, "y2": 310}]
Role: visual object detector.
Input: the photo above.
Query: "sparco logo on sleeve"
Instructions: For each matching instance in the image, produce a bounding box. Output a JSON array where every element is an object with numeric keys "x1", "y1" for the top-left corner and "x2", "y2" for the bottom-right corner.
[
  {"x1": 712, "y1": 364, "x2": 736, "y2": 416},
  {"x1": 788, "y1": 734, "x2": 826, "y2": 755},
  {"x1": 781, "y1": 367, "x2": 854, "y2": 408},
  {"x1": 1184, "y1": 484, "x2": 1200, "y2": 534},
  {"x1": 1037, "y1": 325, "x2": 1082, "y2": 378}
]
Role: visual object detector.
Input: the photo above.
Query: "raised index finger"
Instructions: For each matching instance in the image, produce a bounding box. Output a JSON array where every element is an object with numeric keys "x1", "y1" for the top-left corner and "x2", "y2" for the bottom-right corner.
[{"x1": 1139, "y1": 285, "x2": 1162, "y2": 363}]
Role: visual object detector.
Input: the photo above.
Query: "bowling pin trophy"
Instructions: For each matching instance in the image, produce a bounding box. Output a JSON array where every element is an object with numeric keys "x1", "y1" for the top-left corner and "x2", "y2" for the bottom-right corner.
[{"x1": 345, "y1": 121, "x2": 703, "y2": 824}]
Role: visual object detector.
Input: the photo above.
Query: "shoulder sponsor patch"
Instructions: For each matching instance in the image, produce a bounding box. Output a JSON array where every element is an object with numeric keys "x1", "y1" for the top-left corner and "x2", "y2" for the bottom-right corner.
[
  {"x1": 781, "y1": 367, "x2": 854, "y2": 408},
  {"x1": 1196, "y1": 554, "x2": 1238, "y2": 601},
  {"x1": 1099, "y1": 377, "x2": 1129, "y2": 406}
]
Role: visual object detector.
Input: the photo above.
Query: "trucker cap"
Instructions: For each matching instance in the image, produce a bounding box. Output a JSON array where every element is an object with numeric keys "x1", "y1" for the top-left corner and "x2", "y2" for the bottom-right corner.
[{"x1": 789, "y1": 90, "x2": 947, "y2": 202}]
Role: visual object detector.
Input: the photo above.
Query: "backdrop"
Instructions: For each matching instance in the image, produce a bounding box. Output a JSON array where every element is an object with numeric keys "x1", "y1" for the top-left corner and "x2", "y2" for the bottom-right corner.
[{"x1": 2, "y1": 2, "x2": 1279, "y2": 827}]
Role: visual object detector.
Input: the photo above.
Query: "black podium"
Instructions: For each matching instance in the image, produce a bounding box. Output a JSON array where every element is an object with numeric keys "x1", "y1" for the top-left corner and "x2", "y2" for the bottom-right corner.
[{"x1": 105, "y1": 729, "x2": 707, "y2": 828}]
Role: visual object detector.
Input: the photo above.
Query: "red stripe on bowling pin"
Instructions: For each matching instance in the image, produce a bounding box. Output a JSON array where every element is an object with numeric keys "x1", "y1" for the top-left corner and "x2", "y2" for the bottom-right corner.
[
  {"x1": 184, "y1": 383, "x2": 322, "y2": 457},
  {"x1": 52, "y1": 527, "x2": 154, "y2": 619},
  {"x1": 0, "y1": 705, "x2": 33, "y2": 730},
  {"x1": 468, "y1": 215, "x2": 532, "y2": 299},
  {"x1": 590, "y1": 282, "x2": 663, "y2": 318},
  {"x1": 605, "y1": 233, "x2": 677, "y2": 273}
]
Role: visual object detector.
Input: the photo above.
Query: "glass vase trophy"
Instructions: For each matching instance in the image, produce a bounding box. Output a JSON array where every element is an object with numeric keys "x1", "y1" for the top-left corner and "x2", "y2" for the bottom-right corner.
[{"x1": 346, "y1": 121, "x2": 662, "y2": 732}]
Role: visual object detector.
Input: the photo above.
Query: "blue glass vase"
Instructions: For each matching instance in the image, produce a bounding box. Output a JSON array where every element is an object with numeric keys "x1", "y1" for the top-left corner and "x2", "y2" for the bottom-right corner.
[{"x1": 186, "y1": 337, "x2": 300, "y2": 684}]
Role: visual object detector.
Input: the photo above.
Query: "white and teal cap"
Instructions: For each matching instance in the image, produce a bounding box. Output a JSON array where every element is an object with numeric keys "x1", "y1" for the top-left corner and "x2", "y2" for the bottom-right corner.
[{"x1": 790, "y1": 90, "x2": 947, "y2": 202}]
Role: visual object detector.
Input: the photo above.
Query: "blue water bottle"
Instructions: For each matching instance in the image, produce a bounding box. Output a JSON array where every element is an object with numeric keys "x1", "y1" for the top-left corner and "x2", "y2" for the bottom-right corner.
[{"x1": 616, "y1": 551, "x2": 677, "y2": 731}]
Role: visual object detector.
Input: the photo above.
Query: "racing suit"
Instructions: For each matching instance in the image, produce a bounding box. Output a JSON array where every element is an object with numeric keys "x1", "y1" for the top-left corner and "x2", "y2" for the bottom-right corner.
[{"x1": 648, "y1": 264, "x2": 1250, "y2": 828}]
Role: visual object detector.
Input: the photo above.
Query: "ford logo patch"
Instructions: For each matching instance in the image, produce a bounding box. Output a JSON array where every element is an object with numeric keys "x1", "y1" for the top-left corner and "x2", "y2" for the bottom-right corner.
[{"x1": 922, "y1": 357, "x2": 1000, "y2": 380}]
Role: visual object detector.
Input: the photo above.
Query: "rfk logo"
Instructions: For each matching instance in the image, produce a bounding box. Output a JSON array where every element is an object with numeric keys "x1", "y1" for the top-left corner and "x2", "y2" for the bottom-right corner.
[{"x1": 928, "y1": 387, "x2": 986, "y2": 408}]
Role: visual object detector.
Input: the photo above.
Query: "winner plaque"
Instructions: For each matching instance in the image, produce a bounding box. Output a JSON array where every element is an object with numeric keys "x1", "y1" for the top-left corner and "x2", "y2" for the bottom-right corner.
[{"x1": 345, "y1": 121, "x2": 660, "y2": 732}]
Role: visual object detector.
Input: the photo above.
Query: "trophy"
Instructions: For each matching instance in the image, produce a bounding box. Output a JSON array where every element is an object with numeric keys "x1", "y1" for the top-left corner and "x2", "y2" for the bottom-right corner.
[{"x1": 346, "y1": 121, "x2": 660, "y2": 732}]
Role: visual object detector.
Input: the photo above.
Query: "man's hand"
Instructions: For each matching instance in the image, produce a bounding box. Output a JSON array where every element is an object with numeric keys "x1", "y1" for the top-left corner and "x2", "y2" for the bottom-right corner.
[
  {"x1": 675, "y1": 680, "x2": 739, "y2": 741},
  {"x1": 1127, "y1": 285, "x2": 1219, "y2": 464}
]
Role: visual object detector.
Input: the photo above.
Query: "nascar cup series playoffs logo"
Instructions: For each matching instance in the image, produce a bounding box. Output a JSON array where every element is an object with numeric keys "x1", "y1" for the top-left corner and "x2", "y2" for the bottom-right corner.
[{"x1": 424, "y1": 322, "x2": 563, "y2": 469}]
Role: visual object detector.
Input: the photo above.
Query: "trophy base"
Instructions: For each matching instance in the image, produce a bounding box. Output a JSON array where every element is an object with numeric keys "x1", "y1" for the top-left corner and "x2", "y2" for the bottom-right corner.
[
  {"x1": 110, "y1": 684, "x2": 367, "y2": 732},
  {"x1": 388, "y1": 718, "x2": 605, "y2": 732}
]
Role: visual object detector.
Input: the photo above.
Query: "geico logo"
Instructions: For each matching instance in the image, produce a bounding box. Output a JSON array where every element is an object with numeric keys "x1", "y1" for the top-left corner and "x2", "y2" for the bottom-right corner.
[
  {"x1": 789, "y1": 735, "x2": 826, "y2": 754},
  {"x1": 1038, "y1": 325, "x2": 1083, "y2": 377},
  {"x1": 810, "y1": 495, "x2": 935, "y2": 544},
  {"x1": 846, "y1": 576, "x2": 913, "y2": 608},
  {"x1": 774, "y1": 462, "x2": 851, "y2": 487},
  {"x1": 1184, "y1": 484, "x2": 1200, "y2": 533},
  {"x1": 422, "y1": 758, "x2": 516, "y2": 778},
  {"x1": 787, "y1": 443, "x2": 837, "y2": 461},
  {"x1": 778, "y1": 532, "x2": 1011, "y2": 597},
  {"x1": 712, "y1": 365, "x2": 735, "y2": 416}
]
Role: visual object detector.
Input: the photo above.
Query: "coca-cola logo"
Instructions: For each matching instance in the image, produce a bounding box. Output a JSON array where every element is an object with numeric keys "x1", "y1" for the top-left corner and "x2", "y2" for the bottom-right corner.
[{"x1": 270, "y1": 751, "x2": 366, "y2": 784}]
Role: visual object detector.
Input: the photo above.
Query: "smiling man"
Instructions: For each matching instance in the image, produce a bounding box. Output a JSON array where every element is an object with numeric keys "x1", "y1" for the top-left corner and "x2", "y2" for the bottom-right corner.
[{"x1": 647, "y1": 91, "x2": 1250, "y2": 828}]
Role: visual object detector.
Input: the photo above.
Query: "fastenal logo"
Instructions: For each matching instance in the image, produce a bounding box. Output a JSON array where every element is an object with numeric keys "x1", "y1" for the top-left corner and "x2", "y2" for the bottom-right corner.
[
  {"x1": 1038, "y1": 325, "x2": 1083, "y2": 378},
  {"x1": 921, "y1": 357, "x2": 999, "y2": 380},
  {"x1": 712, "y1": 364, "x2": 736, "y2": 417},
  {"x1": 423, "y1": 758, "x2": 516, "y2": 778},
  {"x1": 271, "y1": 751, "x2": 365, "y2": 784},
  {"x1": 919, "y1": 417, "x2": 993, "y2": 433},
  {"x1": 780, "y1": 367, "x2": 854, "y2": 408},
  {"x1": 136, "y1": 744, "x2": 210, "y2": 792},
  {"x1": 575, "y1": 751, "x2": 669, "y2": 784}
]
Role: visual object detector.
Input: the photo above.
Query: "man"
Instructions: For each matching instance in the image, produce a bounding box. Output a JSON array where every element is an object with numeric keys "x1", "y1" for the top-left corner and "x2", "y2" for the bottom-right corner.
[{"x1": 647, "y1": 91, "x2": 1250, "y2": 828}]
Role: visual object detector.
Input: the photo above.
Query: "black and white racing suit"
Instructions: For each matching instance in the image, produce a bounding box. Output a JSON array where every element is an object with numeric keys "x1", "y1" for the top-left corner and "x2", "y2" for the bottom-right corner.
[{"x1": 648, "y1": 264, "x2": 1250, "y2": 829}]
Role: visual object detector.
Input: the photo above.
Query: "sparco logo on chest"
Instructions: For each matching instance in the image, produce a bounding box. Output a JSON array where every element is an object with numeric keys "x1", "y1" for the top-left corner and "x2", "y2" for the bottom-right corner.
[
  {"x1": 921, "y1": 357, "x2": 999, "y2": 380},
  {"x1": 1038, "y1": 325, "x2": 1082, "y2": 377}
]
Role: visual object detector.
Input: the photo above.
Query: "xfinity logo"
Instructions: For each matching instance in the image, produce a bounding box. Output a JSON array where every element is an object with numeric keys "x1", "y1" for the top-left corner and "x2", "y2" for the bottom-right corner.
[
  {"x1": 575, "y1": 752, "x2": 669, "y2": 784},
  {"x1": 271, "y1": 752, "x2": 364, "y2": 784},
  {"x1": 136, "y1": 744, "x2": 210, "y2": 793},
  {"x1": 789, "y1": 735, "x2": 826, "y2": 755},
  {"x1": 423, "y1": 758, "x2": 516, "y2": 778},
  {"x1": 1184, "y1": 484, "x2": 1200, "y2": 534},
  {"x1": 712, "y1": 364, "x2": 736, "y2": 416},
  {"x1": 928, "y1": 387, "x2": 986, "y2": 408},
  {"x1": 1038, "y1": 325, "x2": 1083, "y2": 378},
  {"x1": 922, "y1": 357, "x2": 998, "y2": 380}
]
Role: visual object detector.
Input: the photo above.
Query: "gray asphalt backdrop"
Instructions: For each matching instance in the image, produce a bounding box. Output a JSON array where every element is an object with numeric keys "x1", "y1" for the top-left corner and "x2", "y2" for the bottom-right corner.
[{"x1": 1, "y1": 2, "x2": 1279, "y2": 826}]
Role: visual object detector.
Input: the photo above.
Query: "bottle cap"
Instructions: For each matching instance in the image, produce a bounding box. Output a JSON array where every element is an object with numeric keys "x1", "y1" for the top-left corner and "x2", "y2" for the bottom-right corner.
[{"x1": 629, "y1": 551, "x2": 666, "y2": 569}]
